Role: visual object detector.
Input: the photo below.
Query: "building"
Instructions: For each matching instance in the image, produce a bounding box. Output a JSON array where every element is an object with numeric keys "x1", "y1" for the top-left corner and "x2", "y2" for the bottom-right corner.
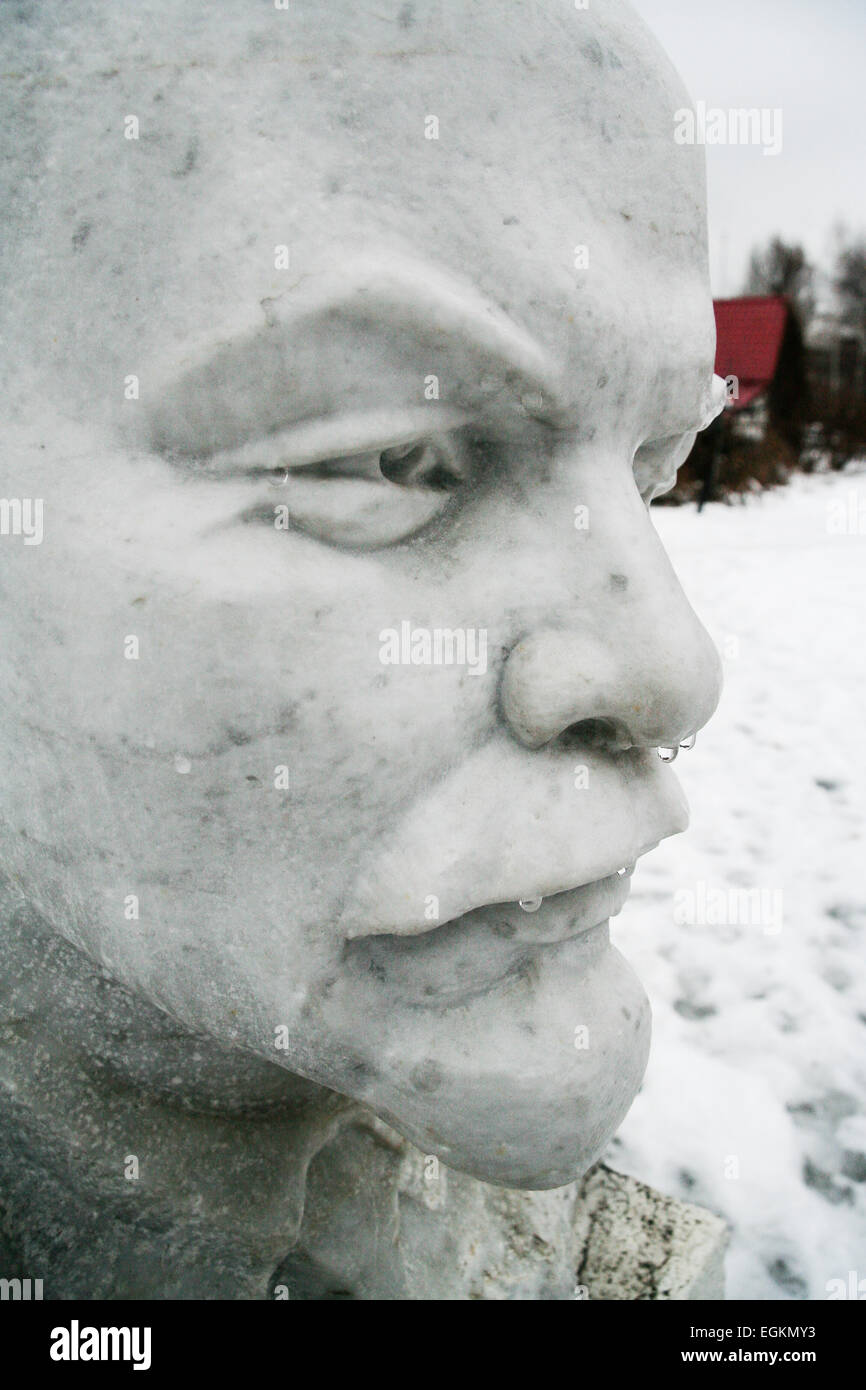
[{"x1": 713, "y1": 295, "x2": 795, "y2": 440}]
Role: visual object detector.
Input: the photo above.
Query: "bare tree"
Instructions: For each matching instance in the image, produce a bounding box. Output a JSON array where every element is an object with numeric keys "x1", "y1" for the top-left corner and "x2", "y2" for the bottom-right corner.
[
  {"x1": 744, "y1": 237, "x2": 815, "y2": 329},
  {"x1": 834, "y1": 237, "x2": 866, "y2": 340}
]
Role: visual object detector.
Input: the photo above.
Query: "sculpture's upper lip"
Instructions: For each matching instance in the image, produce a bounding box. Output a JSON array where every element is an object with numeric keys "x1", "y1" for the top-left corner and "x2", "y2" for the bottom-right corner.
[
  {"x1": 360, "y1": 852, "x2": 650, "y2": 943},
  {"x1": 339, "y1": 738, "x2": 689, "y2": 941},
  {"x1": 347, "y1": 849, "x2": 649, "y2": 942}
]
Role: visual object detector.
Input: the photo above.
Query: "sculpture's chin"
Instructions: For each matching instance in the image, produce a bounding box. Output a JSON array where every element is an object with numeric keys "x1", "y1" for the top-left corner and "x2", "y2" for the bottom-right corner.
[{"x1": 340, "y1": 925, "x2": 652, "y2": 1190}]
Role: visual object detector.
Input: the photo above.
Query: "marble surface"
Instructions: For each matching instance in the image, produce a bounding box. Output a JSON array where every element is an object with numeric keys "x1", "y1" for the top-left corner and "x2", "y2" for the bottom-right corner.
[{"x1": 0, "y1": 0, "x2": 724, "y2": 1294}]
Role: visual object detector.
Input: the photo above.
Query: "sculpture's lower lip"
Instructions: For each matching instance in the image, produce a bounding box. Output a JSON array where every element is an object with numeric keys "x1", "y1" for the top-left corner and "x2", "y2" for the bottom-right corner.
[
  {"x1": 439, "y1": 865, "x2": 637, "y2": 946},
  {"x1": 342, "y1": 865, "x2": 641, "y2": 1011}
]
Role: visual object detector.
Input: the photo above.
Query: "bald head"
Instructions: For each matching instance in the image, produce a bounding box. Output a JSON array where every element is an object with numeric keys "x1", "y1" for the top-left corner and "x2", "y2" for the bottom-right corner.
[
  {"x1": 1, "y1": 0, "x2": 710, "y2": 439},
  {"x1": 0, "y1": 0, "x2": 722, "y2": 1193}
]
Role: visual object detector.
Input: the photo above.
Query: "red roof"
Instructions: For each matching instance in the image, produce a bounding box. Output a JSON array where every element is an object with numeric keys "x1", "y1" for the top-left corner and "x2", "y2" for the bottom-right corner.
[{"x1": 713, "y1": 296, "x2": 789, "y2": 410}]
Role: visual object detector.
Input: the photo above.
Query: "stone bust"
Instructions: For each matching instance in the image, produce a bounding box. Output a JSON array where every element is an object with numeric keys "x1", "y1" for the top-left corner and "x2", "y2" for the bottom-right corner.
[{"x1": 0, "y1": 0, "x2": 724, "y2": 1298}]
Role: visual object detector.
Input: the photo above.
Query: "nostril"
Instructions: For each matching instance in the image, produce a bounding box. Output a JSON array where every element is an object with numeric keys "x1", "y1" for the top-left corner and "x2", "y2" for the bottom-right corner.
[{"x1": 557, "y1": 717, "x2": 633, "y2": 752}]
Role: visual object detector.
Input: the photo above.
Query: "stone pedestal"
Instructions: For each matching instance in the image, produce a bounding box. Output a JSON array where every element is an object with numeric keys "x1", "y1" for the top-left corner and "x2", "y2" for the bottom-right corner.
[
  {"x1": 0, "y1": 1102, "x2": 727, "y2": 1301},
  {"x1": 271, "y1": 1114, "x2": 728, "y2": 1301},
  {"x1": 574, "y1": 1164, "x2": 728, "y2": 1301}
]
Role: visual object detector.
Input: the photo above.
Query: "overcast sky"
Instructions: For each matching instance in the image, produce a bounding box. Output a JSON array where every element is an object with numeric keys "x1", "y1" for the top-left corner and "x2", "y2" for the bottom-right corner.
[{"x1": 631, "y1": 0, "x2": 866, "y2": 299}]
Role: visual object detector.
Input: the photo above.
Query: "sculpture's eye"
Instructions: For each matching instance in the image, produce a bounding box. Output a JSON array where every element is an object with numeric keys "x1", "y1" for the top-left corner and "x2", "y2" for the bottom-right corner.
[
  {"x1": 378, "y1": 438, "x2": 466, "y2": 491},
  {"x1": 234, "y1": 425, "x2": 475, "y2": 549}
]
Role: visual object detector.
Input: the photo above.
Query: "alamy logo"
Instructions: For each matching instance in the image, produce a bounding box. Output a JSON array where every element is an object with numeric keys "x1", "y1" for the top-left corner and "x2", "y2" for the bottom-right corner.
[
  {"x1": 379, "y1": 622, "x2": 488, "y2": 676},
  {"x1": 826, "y1": 491, "x2": 866, "y2": 535},
  {"x1": 0, "y1": 497, "x2": 43, "y2": 545},
  {"x1": 0, "y1": 1277, "x2": 43, "y2": 1300},
  {"x1": 826, "y1": 1271, "x2": 866, "y2": 1300},
  {"x1": 674, "y1": 102, "x2": 783, "y2": 157},
  {"x1": 50, "y1": 1320, "x2": 152, "y2": 1371},
  {"x1": 674, "y1": 882, "x2": 784, "y2": 935}
]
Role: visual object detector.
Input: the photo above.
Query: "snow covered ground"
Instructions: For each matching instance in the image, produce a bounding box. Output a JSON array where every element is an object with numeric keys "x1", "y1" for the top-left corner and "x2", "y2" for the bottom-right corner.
[{"x1": 606, "y1": 464, "x2": 866, "y2": 1301}]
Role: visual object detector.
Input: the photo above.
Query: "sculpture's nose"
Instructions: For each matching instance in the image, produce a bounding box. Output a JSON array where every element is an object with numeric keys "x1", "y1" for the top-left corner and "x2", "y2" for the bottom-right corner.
[{"x1": 500, "y1": 503, "x2": 723, "y2": 753}]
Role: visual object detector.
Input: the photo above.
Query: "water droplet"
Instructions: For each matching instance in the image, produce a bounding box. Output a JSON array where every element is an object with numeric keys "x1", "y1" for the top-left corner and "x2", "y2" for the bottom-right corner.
[
  {"x1": 679, "y1": 733, "x2": 697, "y2": 751},
  {"x1": 174, "y1": 754, "x2": 191, "y2": 775},
  {"x1": 519, "y1": 896, "x2": 543, "y2": 913},
  {"x1": 617, "y1": 866, "x2": 628, "y2": 876},
  {"x1": 269, "y1": 467, "x2": 289, "y2": 487},
  {"x1": 657, "y1": 746, "x2": 678, "y2": 762}
]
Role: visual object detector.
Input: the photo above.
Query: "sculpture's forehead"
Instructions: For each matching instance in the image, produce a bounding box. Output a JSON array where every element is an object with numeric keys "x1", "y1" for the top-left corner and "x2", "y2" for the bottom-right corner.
[{"x1": 5, "y1": 0, "x2": 714, "y2": 438}]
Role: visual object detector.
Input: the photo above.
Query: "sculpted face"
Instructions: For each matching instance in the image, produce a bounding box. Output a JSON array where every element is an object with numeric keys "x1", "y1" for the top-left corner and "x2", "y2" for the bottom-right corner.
[{"x1": 0, "y1": 0, "x2": 723, "y2": 1186}]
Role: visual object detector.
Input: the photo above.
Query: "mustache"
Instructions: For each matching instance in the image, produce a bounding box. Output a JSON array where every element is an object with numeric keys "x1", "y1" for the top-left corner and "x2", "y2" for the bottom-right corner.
[{"x1": 340, "y1": 736, "x2": 688, "y2": 938}]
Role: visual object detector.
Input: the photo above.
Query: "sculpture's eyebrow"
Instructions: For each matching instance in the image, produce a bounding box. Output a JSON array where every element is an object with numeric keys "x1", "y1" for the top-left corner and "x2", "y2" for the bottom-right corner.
[{"x1": 146, "y1": 258, "x2": 565, "y2": 459}]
